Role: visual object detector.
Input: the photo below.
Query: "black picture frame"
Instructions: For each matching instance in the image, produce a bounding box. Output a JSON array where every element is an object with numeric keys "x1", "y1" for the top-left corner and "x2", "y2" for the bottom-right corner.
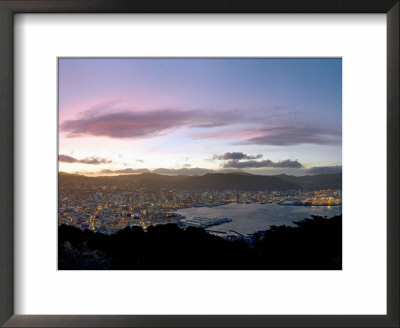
[{"x1": 0, "y1": 1, "x2": 398, "y2": 327}]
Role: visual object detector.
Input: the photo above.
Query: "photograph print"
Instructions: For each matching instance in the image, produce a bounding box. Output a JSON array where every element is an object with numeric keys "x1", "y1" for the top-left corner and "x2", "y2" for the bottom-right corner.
[{"x1": 58, "y1": 58, "x2": 342, "y2": 270}]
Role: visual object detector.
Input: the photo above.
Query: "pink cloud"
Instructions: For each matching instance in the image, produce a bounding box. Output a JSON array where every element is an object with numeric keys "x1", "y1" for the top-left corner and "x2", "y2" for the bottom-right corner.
[
  {"x1": 193, "y1": 130, "x2": 265, "y2": 140},
  {"x1": 61, "y1": 109, "x2": 201, "y2": 139}
]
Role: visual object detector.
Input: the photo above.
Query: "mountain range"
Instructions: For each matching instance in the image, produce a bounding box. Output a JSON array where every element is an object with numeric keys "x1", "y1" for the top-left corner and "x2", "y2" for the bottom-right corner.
[{"x1": 59, "y1": 171, "x2": 341, "y2": 191}]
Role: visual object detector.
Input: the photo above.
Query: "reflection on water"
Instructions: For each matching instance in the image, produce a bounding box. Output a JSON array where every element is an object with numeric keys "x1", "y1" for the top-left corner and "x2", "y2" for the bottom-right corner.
[{"x1": 176, "y1": 203, "x2": 342, "y2": 235}]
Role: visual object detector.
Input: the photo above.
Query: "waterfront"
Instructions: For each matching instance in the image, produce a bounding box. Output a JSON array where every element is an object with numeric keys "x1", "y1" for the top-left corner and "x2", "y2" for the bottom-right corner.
[{"x1": 176, "y1": 202, "x2": 342, "y2": 235}]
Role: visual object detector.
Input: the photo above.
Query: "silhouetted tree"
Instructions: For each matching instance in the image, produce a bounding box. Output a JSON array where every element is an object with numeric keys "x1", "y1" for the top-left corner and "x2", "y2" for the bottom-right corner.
[{"x1": 58, "y1": 215, "x2": 341, "y2": 270}]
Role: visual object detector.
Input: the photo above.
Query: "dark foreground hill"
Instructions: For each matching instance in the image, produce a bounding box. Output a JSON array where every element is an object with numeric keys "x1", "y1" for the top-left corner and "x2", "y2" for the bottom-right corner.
[
  {"x1": 59, "y1": 171, "x2": 341, "y2": 191},
  {"x1": 58, "y1": 215, "x2": 342, "y2": 270}
]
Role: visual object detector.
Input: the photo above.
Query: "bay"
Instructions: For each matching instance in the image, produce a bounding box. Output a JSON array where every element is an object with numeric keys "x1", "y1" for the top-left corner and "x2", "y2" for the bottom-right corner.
[{"x1": 176, "y1": 202, "x2": 342, "y2": 236}]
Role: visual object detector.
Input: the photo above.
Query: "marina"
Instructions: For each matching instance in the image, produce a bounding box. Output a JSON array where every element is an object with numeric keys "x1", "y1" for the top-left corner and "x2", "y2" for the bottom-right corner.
[{"x1": 180, "y1": 216, "x2": 232, "y2": 229}]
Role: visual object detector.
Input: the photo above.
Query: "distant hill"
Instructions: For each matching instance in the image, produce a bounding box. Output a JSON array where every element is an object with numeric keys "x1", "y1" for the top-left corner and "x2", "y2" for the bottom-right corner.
[
  {"x1": 59, "y1": 171, "x2": 341, "y2": 191},
  {"x1": 174, "y1": 173, "x2": 299, "y2": 191},
  {"x1": 276, "y1": 173, "x2": 342, "y2": 190}
]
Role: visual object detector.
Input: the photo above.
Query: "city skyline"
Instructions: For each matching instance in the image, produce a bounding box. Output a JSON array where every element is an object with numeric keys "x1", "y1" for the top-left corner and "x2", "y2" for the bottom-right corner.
[{"x1": 59, "y1": 58, "x2": 342, "y2": 176}]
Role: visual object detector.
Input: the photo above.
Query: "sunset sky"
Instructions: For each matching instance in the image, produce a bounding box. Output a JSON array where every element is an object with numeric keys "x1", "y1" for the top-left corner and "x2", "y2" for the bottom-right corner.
[{"x1": 58, "y1": 58, "x2": 342, "y2": 176}]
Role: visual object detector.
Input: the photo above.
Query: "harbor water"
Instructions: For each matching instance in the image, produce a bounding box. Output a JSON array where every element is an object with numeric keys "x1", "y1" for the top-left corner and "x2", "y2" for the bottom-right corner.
[{"x1": 176, "y1": 202, "x2": 342, "y2": 235}]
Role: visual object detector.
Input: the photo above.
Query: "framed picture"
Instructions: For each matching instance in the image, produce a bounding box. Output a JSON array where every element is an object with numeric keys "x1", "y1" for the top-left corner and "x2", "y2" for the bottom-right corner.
[
  {"x1": 0, "y1": 0, "x2": 398, "y2": 327},
  {"x1": 57, "y1": 56, "x2": 343, "y2": 271}
]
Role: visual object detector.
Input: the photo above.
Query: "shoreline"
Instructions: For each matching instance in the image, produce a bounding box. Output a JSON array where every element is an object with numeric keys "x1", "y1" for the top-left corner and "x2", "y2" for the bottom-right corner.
[{"x1": 277, "y1": 203, "x2": 342, "y2": 207}]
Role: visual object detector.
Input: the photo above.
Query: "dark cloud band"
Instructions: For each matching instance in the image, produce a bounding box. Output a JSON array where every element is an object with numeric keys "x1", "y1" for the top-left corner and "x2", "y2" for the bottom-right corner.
[
  {"x1": 213, "y1": 152, "x2": 263, "y2": 160},
  {"x1": 307, "y1": 165, "x2": 342, "y2": 174},
  {"x1": 59, "y1": 154, "x2": 112, "y2": 165},
  {"x1": 223, "y1": 159, "x2": 303, "y2": 169}
]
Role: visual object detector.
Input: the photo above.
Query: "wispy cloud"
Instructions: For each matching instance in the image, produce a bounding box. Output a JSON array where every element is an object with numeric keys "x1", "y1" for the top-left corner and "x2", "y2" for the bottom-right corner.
[
  {"x1": 60, "y1": 103, "x2": 341, "y2": 148},
  {"x1": 61, "y1": 107, "x2": 257, "y2": 139},
  {"x1": 60, "y1": 105, "x2": 307, "y2": 140},
  {"x1": 61, "y1": 109, "x2": 202, "y2": 139},
  {"x1": 242, "y1": 126, "x2": 341, "y2": 146},
  {"x1": 59, "y1": 154, "x2": 112, "y2": 165},
  {"x1": 193, "y1": 130, "x2": 265, "y2": 140},
  {"x1": 195, "y1": 125, "x2": 341, "y2": 147}
]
